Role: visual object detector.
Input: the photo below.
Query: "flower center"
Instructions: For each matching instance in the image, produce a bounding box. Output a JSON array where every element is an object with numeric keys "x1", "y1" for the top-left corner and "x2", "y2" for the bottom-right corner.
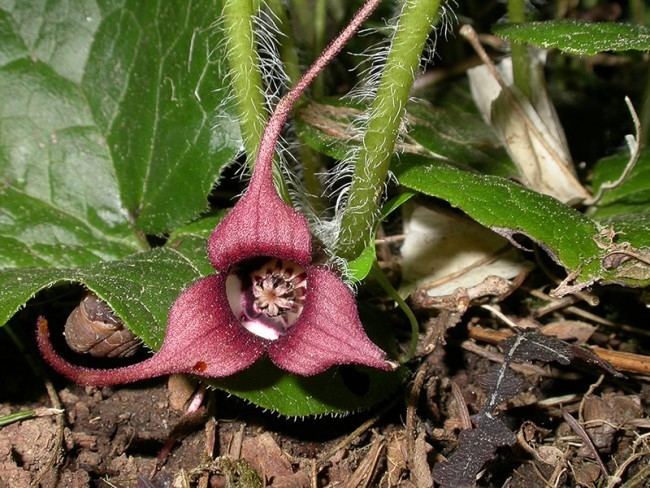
[{"x1": 226, "y1": 258, "x2": 307, "y2": 341}]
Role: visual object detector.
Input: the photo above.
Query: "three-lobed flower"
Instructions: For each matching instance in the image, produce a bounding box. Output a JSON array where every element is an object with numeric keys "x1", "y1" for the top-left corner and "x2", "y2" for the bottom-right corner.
[{"x1": 37, "y1": 0, "x2": 395, "y2": 386}]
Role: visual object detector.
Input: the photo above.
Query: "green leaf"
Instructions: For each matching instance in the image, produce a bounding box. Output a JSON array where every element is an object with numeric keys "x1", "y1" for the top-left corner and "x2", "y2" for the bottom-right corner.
[
  {"x1": 0, "y1": 59, "x2": 143, "y2": 268},
  {"x1": 494, "y1": 21, "x2": 650, "y2": 56},
  {"x1": 347, "y1": 245, "x2": 376, "y2": 282},
  {"x1": 296, "y1": 91, "x2": 515, "y2": 178},
  {"x1": 0, "y1": 212, "x2": 226, "y2": 343},
  {"x1": 380, "y1": 191, "x2": 416, "y2": 220},
  {"x1": 213, "y1": 360, "x2": 406, "y2": 417},
  {"x1": 167, "y1": 213, "x2": 226, "y2": 276},
  {"x1": 1, "y1": 0, "x2": 241, "y2": 240},
  {"x1": 0, "y1": 248, "x2": 205, "y2": 348},
  {"x1": 591, "y1": 149, "x2": 650, "y2": 215},
  {"x1": 393, "y1": 155, "x2": 649, "y2": 290},
  {"x1": 597, "y1": 213, "x2": 650, "y2": 250}
]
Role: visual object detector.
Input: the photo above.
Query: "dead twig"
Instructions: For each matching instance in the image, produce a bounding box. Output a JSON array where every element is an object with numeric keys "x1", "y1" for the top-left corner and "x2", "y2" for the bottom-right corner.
[
  {"x1": 468, "y1": 326, "x2": 650, "y2": 375},
  {"x1": 343, "y1": 436, "x2": 385, "y2": 488},
  {"x1": 406, "y1": 358, "x2": 433, "y2": 464},
  {"x1": 317, "y1": 398, "x2": 396, "y2": 466},
  {"x1": 562, "y1": 410, "x2": 609, "y2": 477},
  {"x1": 527, "y1": 288, "x2": 650, "y2": 338}
]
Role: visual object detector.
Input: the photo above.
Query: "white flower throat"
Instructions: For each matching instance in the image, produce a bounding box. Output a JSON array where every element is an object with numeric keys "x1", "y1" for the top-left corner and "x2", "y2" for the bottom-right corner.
[{"x1": 226, "y1": 258, "x2": 307, "y2": 340}]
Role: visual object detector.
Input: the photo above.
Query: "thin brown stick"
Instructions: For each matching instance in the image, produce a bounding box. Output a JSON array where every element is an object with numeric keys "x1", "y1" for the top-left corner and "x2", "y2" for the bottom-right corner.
[
  {"x1": 406, "y1": 359, "x2": 433, "y2": 463},
  {"x1": 317, "y1": 398, "x2": 397, "y2": 466},
  {"x1": 562, "y1": 411, "x2": 608, "y2": 477},
  {"x1": 468, "y1": 326, "x2": 650, "y2": 375},
  {"x1": 528, "y1": 288, "x2": 650, "y2": 337}
]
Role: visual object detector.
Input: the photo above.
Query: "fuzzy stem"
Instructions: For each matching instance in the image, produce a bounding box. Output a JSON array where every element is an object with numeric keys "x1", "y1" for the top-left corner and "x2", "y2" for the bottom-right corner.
[
  {"x1": 250, "y1": 0, "x2": 382, "y2": 190},
  {"x1": 223, "y1": 0, "x2": 267, "y2": 164},
  {"x1": 337, "y1": 0, "x2": 441, "y2": 260},
  {"x1": 266, "y1": 0, "x2": 326, "y2": 208},
  {"x1": 507, "y1": 0, "x2": 532, "y2": 100}
]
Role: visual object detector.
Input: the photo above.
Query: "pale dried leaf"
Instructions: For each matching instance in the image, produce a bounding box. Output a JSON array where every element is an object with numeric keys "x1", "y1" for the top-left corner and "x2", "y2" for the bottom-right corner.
[
  {"x1": 401, "y1": 206, "x2": 531, "y2": 298},
  {"x1": 467, "y1": 54, "x2": 589, "y2": 203}
]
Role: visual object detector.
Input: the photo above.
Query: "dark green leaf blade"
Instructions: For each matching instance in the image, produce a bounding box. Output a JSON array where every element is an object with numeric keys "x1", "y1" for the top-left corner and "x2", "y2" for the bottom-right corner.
[
  {"x1": 0, "y1": 248, "x2": 204, "y2": 348},
  {"x1": 591, "y1": 149, "x2": 650, "y2": 213},
  {"x1": 494, "y1": 21, "x2": 650, "y2": 56},
  {"x1": 0, "y1": 57, "x2": 142, "y2": 267},
  {"x1": 82, "y1": 1, "x2": 241, "y2": 232},
  {"x1": 393, "y1": 156, "x2": 645, "y2": 289},
  {"x1": 214, "y1": 360, "x2": 405, "y2": 417},
  {"x1": 167, "y1": 213, "x2": 226, "y2": 276},
  {"x1": 1, "y1": 0, "x2": 241, "y2": 243}
]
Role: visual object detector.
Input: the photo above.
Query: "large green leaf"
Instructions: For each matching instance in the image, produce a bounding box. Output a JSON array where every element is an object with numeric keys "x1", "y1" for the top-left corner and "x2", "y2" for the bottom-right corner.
[
  {"x1": 494, "y1": 21, "x2": 650, "y2": 56},
  {"x1": 0, "y1": 247, "x2": 206, "y2": 348},
  {"x1": 0, "y1": 0, "x2": 241, "y2": 246},
  {"x1": 393, "y1": 155, "x2": 650, "y2": 291}
]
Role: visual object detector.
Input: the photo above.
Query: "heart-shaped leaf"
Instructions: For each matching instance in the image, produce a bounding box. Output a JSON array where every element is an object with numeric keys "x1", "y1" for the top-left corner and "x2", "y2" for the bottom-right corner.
[{"x1": 0, "y1": 0, "x2": 241, "y2": 253}]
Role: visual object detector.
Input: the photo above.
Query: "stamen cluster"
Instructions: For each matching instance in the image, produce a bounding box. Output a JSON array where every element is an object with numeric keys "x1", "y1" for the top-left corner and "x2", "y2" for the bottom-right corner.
[{"x1": 251, "y1": 259, "x2": 306, "y2": 319}]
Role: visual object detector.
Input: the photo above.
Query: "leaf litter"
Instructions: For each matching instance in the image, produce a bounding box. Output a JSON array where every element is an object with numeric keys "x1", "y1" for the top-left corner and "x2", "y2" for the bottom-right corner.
[{"x1": 4, "y1": 241, "x2": 650, "y2": 487}]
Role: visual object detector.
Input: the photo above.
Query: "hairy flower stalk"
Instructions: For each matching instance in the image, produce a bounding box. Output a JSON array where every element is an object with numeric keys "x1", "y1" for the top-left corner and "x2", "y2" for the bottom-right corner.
[
  {"x1": 37, "y1": 0, "x2": 395, "y2": 386},
  {"x1": 223, "y1": 0, "x2": 267, "y2": 162},
  {"x1": 337, "y1": 0, "x2": 442, "y2": 260}
]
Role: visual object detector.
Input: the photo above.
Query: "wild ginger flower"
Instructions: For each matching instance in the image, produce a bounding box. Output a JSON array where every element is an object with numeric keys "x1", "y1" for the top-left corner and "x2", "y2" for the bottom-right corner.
[{"x1": 36, "y1": 0, "x2": 395, "y2": 386}]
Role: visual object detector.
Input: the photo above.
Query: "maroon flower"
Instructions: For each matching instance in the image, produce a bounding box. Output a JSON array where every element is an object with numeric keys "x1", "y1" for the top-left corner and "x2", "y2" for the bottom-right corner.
[{"x1": 36, "y1": 0, "x2": 394, "y2": 386}]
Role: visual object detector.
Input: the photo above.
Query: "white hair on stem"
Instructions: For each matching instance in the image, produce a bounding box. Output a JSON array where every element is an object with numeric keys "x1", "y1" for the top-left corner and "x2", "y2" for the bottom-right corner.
[
  {"x1": 310, "y1": 0, "x2": 457, "y2": 276},
  {"x1": 210, "y1": 1, "x2": 298, "y2": 186}
]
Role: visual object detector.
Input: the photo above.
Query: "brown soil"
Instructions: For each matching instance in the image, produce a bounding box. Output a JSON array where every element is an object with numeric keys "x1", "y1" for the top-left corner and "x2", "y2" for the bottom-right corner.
[{"x1": 1, "y1": 287, "x2": 650, "y2": 487}]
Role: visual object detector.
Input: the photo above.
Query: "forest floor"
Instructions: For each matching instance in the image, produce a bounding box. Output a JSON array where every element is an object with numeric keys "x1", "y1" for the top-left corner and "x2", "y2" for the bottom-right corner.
[{"x1": 1, "y1": 280, "x2": 650, "y2": 488}]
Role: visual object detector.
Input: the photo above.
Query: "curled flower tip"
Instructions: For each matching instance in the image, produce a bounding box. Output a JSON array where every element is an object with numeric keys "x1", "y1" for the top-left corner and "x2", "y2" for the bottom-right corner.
[
  {"x1": 36, "y1": 276, "x2": 267, "y2": 386},
  {"x1": 36, "y1": 316, "x2": 165, "y2": 386}
]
